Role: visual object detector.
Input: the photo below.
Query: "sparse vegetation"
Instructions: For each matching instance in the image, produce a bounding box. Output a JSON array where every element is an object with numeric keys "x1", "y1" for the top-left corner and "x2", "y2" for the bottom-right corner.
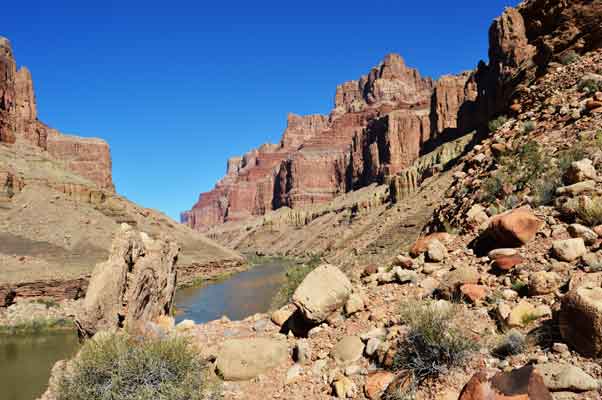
[
  {"x1": 270, "y1": 255, "x2": 322, "y2": 309},
  {"x1": 482, "y1": 135, "x2": 602, "y2": 207},
  {"x1": 56, "y1": 333, "x2": 217, "y2": 400},
  {"x1": 392, "y1": 300, "x2": 478, "y2": 385},
  {"x1": 574, "y1": 196, "x2": 602, "y2": 227},
  {"x1": 492, "y1": 330, "x2": 526, "y2": 358},
  {"x1": 511, "y1": 280, "x2": 528, "y2": 296},
  {"x1": 521, "y1": 312, "x2": 540, "y2": 326},
  {"x1": 521, "y1": 120, "x2": 536, "y2": 134},
  {"x1": 488, "y1": 115, "x2": 508, "y2": 133},
  {"x1": 578, "y1": 77, "x2": 602, "y2": 93},
  {"x1": 560, "y1": 51, "x2": 579, "y2": 65}
]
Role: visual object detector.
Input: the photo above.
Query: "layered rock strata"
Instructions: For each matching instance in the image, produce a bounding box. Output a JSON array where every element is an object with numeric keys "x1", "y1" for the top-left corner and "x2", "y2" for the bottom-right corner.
[
  {"x1": 0, "y1": 37, "x2": 113, "y2": 191},
  {"x1": 184, "y1": 54, "x2": 477, "y2": 229}
]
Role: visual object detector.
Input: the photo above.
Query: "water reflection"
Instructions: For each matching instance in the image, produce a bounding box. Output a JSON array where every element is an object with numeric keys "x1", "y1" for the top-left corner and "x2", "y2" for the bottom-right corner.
[
  {"x1": 0, "y1": 330, "x2": 80, "y2": 400},
  {"x1": 175, "y1": 261, "x2": 287, "y2": 323}
]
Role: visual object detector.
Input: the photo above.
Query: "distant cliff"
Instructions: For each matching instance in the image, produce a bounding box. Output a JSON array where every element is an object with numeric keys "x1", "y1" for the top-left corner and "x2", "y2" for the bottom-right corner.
[{"x1": 0, "y1": 37, "x2": 113, "y2": 191}]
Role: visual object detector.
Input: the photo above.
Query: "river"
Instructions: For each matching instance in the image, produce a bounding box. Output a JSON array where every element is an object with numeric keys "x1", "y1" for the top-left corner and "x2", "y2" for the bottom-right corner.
[{"x1": 0, "y1": 259, "x2": 289, "y2": 400}]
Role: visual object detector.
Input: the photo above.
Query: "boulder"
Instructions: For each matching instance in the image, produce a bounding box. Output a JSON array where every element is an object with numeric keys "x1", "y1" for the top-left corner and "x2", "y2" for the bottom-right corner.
[
  {"x1": 215, "y1": 338, "x2": 288, "y2": 381},
  {"x1": 556, "y1": 181, "x2": 596, "y2": 196},
  {"x1": 292, "y1": 264, "x2": 352, "y2": 323},
  {"x1": 567, "y1": 224, "x2": 598, "y2": 245},
  {"x1": 529, "y1": 271, "x2": 561, "y2": 296},
  {"x1": 552, "y1": 238, "x2": 587, "y2": 262},
  {"x1": 536, "y1": 363, "x2": 599, "y2": 392},
  {"x1": 460, "y1": 284, "x2": 488, "y2": 303},
  {"x1": 438, "y1": 266, "x2": 479, "y2": 299},
  {"x1": 459, "y1": 365, "x2": 552, "y2": 400},
  {"x1": 486, "y1": 208, "x2": 543, "y2": 248},
  {"x1": 344, "y1": 293, "x2": 365, "y2": 315},
  {"x1": 507, "y1": 300, "x2": 537, "y2": 327},
  {"x1": 426, "y1": 239, "x2": 448, "y2": 262},
  {"x1": 364, "y1": 371, "x2": 396, "y2": 400},
  {"x1": 75, "y1": 224, "x2": 179, "y2": 338},
  {"x1": 559, "y1": 286, "x2": 602, "y2": 357},
  {"x1": 331, "y1": 336, "x2": 365, "y2": 365},
  {"x1": 410, "y1": 232, "x2": 451, "y2": 257},
  {"x1": 564, "y1": 159, "x2": 597, "y2": 184},
  {"x1": 271, "y1": 305, "x2": 295, "y2": 326}
]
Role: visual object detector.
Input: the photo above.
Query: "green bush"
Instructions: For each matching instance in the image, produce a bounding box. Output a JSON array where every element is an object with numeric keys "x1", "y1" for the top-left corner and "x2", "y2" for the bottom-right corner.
[
  {"x1": 56, "y1": 334, "x2": 217, "y2": 400},
  {"x1": 488, "y1": 116, "x2": 508, "y2": 133},
  {"x1": 392, "y1": 300, "x2": 477, "y2": 384},
  {"x1": 560, "y1": 51, "x2": 579, "y2": 65}
]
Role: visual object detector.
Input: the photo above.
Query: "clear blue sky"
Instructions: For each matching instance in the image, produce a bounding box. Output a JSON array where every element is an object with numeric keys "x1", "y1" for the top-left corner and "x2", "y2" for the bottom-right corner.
[{"x1": 4, "y1": 0, "x2": 518, "y2": 220}]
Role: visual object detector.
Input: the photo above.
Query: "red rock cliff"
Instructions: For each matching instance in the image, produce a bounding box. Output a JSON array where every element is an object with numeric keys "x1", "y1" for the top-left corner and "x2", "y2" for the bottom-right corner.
[
  {"x1": 0, "y1": 37, "x2": 114, "y2": 191},
  {"x1": 183, "y1": 54, "x2": 477, "y2": 229}
]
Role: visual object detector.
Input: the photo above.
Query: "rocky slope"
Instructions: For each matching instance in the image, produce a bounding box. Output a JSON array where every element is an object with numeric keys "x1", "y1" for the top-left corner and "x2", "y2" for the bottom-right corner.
[{"x1": 0, "y1": 37, "x2": 243, "y2": 306}]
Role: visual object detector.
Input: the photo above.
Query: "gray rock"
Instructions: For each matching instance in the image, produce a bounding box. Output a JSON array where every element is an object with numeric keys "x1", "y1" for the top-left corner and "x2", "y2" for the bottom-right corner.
[
  {"x1": 216, "y1": 338, "x2": 288, "y2": 381},
  {"x1": 426, "y1": 239, "x2": 448, "y2": 262},
  {"x1": 344, "y1": 293, "x2": 365, "y2": 315},
  {"x1": 294, "y1": 339, "x2": 311, "y2": 365},
  {"x1": 567, "y1": 224, "x2": 598, "y2": 245},
  {"x1": 529, "y1": 271, "x2": 562, "y2": 296},
  {"x1": 552, "y1": 238, "x2": 587, "y2": 262},
  {"x1": 365, "y1": 338, "x2": 382, "y2": 357},
  {"x1": 537, "y1": 363, "x2": 599, "y2": 392},
  {"x1": 331, "y1": 336, "x2": 365, "y2": 365},
  {"x1": 564, "y1": 159, "x2": 597, "y2": 184}
]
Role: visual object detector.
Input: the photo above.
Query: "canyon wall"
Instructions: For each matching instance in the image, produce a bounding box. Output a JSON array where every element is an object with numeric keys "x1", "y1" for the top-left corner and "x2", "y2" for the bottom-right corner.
[
  {"x1": 183, "y1": 0, "x2": 602, "y2": 232},
  {"x1": 0, "y1": 37, "x2": 114, "y2": 191},
  {"x1": 183, "y1": 54, "x2": 477, "y2": 230}
]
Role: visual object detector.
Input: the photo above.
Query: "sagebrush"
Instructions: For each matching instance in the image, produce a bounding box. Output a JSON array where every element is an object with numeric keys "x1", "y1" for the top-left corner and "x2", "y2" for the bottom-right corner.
[
  {"x1": 392, "y1": 300, "x2": 477, "y2": 384},
  {"x1": 56, "y1": 333, "x2": 218, "y2": 400}
]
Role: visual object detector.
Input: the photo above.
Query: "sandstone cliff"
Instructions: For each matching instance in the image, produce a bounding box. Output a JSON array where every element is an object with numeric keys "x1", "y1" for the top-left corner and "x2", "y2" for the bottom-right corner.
[
  {"x1": 183, "y1": 54, "x2": 477, "y2": 229},
  {"x1": 0, "y1": 38, "x2": 244, "y2": 304}
]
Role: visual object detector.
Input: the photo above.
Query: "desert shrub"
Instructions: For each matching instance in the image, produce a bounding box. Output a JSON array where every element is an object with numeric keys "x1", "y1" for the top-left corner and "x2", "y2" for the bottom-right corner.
[
  {"x1": 578, "y1": 78, "x2": 602, "y2": 93},
  {"x1": 560, "y1": 51, "x2": 579, "y2": 65},
  {"x1": 488, "y1": 115, "x2": 508, "y2": 133},
  {"x1": 492, "y1": 330, "x2": 526, "y2": 358},
  {"x1": 574, "y1": 197, "x2": 602, "y2": 227},
  {"x1": 270, "y1": 255, "x2": 321, "y2": 309},
  {"x1": 392, "y1": 300, "x2": 478, "y2": 384},
  {"x1": 56, "y1": 333, "x2": 217, "y2": 400},
  {"x1": 521, "y1": 121, "x2": 536, "y2": 134}
]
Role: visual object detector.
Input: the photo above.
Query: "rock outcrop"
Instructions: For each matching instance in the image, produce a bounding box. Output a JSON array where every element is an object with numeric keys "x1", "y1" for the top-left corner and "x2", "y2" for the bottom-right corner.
[
  {"x1": 75, "y1": 224, "x2": 179, "y2": 338},
  {"x1": 0, "y1": 36, "x2": 114, "y2": 191}
]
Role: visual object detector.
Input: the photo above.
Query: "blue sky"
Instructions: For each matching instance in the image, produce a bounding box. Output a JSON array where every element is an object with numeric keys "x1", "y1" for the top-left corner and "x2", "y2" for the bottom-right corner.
[{"x1": 4, "y1": 0, "x2": 518, "y2": 220}]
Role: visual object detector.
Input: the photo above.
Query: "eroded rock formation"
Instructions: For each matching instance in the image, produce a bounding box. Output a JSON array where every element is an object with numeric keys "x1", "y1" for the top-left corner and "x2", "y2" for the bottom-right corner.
[
  {"x1": 0, "y1": 37, "x2": 114, "y2": 191},
  {"x1": 184, "y1": 53, "x2": 476, "y2": 229},
  {"x1": 75, "y1": 224, "x2": 179, "y2": 338}
]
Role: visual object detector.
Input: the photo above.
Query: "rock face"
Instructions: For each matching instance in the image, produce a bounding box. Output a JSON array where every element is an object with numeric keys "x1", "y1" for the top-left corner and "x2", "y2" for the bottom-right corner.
[
  {"x1": 75, "y1": 224, "x2": 179, "y2": 338},
  {"x1": 0, "y1": 36, "x2": 114, "y2": 191},
  {"x1": 183, "y1": 53, "x2": 478, "y2": 230}
]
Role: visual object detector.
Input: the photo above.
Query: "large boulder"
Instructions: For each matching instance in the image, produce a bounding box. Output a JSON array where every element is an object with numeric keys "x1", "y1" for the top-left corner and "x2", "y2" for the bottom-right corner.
[
  {"x1": 485, "y1": 208, "x2": 543, "y2": 248},
  {"x1": 559, "y1": 285, "x2": 602, "y2": 357},
  {"x1": 75, "y1": 224, "x2": 180, "y2": 338},
  {"x1": 536, "y1": 363, "x2": 599, "y2": 392},
  {"x1": 564, "y1": 159, "x2": 597, "y2": 184},
  {"x1": 215, "y1": 338, "x2": 288, "y2": 381},
  {"x1": 459, "y1": 365, "x2": 552, "y2": 400},
  {"x1": 552, "y1": 238, "x2": 587, "y2": 262},
  {"x1": 292, "y1": 264, "x2": 352, "y2": 323}
]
